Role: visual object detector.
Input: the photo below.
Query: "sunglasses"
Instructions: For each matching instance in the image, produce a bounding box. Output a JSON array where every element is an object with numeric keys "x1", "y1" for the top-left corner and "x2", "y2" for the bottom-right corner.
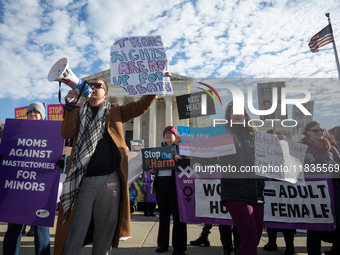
[
  {"x1": 309, "y1": 129, "x2": 325, "y2": 133},
  {"x1": 89, "y1": 83, "x2": 106, "y2": 91}
]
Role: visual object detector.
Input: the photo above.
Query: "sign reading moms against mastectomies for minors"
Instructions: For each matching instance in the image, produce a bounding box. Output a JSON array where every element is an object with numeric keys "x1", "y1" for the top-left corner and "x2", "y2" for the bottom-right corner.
[
  {"x1": 0, "y1": 119, "x2": 64, "y2": 227},
  {"x1": 142, "y1": 146, "x2": 176, "y2": 171},
  {"x1": 176, "y1": 91, "x2": 216, "y2": 119},
  {"x1": 110, "y1": 35, "x2": 173, "y2": 96}
]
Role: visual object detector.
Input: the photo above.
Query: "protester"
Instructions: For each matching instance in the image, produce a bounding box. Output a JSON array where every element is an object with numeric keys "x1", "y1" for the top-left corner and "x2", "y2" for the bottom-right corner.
[
  {"x1": 300, "y1": 121, "x2": 340, "y2": 255},
  {"x1": 219, "y1": 101, "x2": 265, "y2": 255},
  {"x1": 3, "y1": 102, "x2": 51, "y2": 255},
  {"x1": 53, "y1": 77, "x2": 157, "y2": 255},
  {"x1": 150, "y1": 126, "x2": 187, "y2": 255}
]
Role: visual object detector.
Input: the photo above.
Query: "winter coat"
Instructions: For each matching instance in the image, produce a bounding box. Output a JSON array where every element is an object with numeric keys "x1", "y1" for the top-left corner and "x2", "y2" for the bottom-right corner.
[
  {"x1": 53, "y1": 95, "x2": 156, "y2": 255},
  {"x1": 151, "y1": 142, "x2": 178, "y2": 194},
  {"x1": 220, "y1": 127, "x2": 265, "y2": 204},
  {"x1": 300, "y1": 137, "x2": 340, "y2": 164}
]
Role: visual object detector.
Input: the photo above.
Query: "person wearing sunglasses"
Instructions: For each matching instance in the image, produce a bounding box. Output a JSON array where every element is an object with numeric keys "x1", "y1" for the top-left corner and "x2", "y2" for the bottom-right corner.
[
  {"x1": 300, "y1": 121, "x2": 340, "y2": 255},
  {"x1": 53, "y1": 74, "x2": 170, "y2": 255}
]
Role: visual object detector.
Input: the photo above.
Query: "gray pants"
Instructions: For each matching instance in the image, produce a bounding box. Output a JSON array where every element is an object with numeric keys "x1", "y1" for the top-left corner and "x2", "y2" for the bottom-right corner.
[{"x1": 62, "y1": 171, "x2": 121, "y2": 255}]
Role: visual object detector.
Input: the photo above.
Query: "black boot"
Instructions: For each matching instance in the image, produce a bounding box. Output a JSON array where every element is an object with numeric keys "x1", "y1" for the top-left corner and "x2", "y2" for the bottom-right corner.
[
  {"x1": 190, "y1": 231, "x2": 210, "y2": 246},
  {"x1": 233, "y1": 226, "x2": 240, "y2": 255},
  {"x1": 221, "y1": 238, "x2": 232, "y2": 255},
  {"x1": 324, "y1": 245, "x2": 337, "y2": 255},
  {"x1": 219, "y1": 225, "x2": 232, "y2": 255},
  {"x1": 283, "y1": 230, "x2": 295, "y2": 255},
  {"x1": 263, "y1": 228, "x2": 278, "y2": 251}
]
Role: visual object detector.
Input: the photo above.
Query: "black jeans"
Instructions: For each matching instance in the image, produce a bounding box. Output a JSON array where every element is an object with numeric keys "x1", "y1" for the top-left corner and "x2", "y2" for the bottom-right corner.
[{"x1": 156, "y1": 176, "x2": 187, "y2": 253}]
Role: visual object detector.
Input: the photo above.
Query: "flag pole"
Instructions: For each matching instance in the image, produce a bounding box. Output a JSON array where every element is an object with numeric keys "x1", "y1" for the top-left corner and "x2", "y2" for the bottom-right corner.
[{"x1": 326, "y1": 13, "x2": 340, "y2": 82}]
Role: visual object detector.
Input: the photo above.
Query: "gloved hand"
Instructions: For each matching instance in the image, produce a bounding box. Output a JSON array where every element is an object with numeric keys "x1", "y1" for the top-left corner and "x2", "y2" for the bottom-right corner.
[
  {"x1": 304, "y1": 153, "x2": 315, "y2": 163},
  {"x1": 326, "y1": 159, "x2": 339, "y2": 165},
  {"x1": 56, "y1": 159, "x2": 65, "y2": 169}
]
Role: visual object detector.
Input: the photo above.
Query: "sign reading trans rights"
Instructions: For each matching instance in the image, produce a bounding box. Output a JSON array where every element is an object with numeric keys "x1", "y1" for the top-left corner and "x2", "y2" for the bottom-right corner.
[
  {"x1": 0, "y1": 119, "x2": 64, "y2": 227},
  {"x1": 178, "y1": 125, "x2": 236, "y2": 158},
  {"x1": 110, "y1": 35, "x2": 173, "y2": 95}
]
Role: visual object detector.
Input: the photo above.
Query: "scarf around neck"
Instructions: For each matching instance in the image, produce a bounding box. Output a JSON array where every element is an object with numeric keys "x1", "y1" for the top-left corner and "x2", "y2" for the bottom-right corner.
[
  {"x1": 305, "y1": 136, "x2": 331, "y2": 152},
  {"x1": 61, "y1": 100, "x2": 111, "y2": 220}
]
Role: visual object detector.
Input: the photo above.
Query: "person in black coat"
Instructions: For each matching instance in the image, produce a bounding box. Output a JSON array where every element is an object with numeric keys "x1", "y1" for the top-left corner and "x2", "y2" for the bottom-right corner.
[{"x1": 220, "y1": 102, "x2": 265, "y2": 255}]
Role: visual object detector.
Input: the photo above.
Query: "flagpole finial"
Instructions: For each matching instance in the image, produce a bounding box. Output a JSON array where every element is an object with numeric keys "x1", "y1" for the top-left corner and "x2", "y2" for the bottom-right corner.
[{"x1": 325, "y1": 12, "x2": 330, "y2": 20}]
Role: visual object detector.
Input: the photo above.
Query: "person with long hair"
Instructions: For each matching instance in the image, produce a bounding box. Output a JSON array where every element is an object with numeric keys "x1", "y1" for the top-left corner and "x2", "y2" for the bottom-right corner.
[
  {"x1": 219, "y1": 101, "x2": 265, "y2": 255},
  {"x1": 300, "y1": 121, "x2": 340, "y2": 255}
]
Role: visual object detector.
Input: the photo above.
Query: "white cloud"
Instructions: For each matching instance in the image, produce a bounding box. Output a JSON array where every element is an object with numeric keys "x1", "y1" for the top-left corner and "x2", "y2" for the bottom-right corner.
[{"x1": 1, "y1": 0, "x2": 340, "y2": 126}]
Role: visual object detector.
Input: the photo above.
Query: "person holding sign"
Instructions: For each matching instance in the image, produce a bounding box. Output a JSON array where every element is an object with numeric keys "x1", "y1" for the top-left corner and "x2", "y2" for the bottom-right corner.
[
  {"x1": 219, "y1": 102, "x2": 265, "y2": 255},
  {"x1": 151, "y1": 126, "x2": 187, "y2": 255},
  {"x1": 53, "y1": 77, "x2": 157, "y2": 255},
  {"x1": 3, "y1": 102, "x2": 51, "y2": 255},
  {"x1": 300, "y1": 121, "x2": 340, "y2": 255}
]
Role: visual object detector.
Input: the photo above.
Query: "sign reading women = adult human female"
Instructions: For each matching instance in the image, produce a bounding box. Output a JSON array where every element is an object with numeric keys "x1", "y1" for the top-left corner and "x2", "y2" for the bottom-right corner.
[
  {"x1": 110, "y1": 35, "x2": 173, "y2": 95},
  {"x1": 0, "y1": 119, "x2": 64, "y2": 227}
]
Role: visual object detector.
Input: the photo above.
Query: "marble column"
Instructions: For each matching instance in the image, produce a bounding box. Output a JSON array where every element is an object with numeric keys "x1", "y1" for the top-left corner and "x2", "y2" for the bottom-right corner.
[
  {"x1": 165, "y1": 95, "x2": 173, "y2": 127},
  {"x1": 133, "y1": 96, "x2": 141, "y2": 140},
  {"x1": 148, "y1": 101, "x2": 157, "y2": 147}
]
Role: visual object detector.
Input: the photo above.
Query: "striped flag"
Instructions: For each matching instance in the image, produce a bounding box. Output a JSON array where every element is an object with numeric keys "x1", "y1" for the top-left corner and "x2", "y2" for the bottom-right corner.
[{"x1": 309, "y1": 24, "x2": 334, "y2": 53}]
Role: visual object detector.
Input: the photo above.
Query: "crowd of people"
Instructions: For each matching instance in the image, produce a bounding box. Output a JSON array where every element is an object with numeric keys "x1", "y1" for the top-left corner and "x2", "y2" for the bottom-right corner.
[{"x1": 1, "y1": 77, "x2": 339, "y2": 255}]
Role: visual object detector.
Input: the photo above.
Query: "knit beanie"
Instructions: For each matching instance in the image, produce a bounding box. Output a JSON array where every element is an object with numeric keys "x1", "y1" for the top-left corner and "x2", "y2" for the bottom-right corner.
[
  {"x1": 163, "y1": 126, "x2": 177, "y2": 138},
  {"x1": 27, "y1": 102, "x2": 45, "y2": 120}
]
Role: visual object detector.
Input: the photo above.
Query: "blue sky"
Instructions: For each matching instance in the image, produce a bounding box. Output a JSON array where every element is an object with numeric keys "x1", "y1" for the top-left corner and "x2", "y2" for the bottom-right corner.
[{"x1": 1, "y1": 0, "x2": 340, "y2": 129}]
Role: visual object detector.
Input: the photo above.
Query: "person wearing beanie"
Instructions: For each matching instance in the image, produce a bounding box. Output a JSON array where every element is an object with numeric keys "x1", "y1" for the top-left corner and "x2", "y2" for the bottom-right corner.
[
  {"x1": 3, "y1": 102, "x2": 51, "y2": 255},
  {"x1": 151, "y1": 126, "x2": 187, "y2": 255},
  {"x1": 26, "y1": 102, "x2": 46, "y2": 120}
]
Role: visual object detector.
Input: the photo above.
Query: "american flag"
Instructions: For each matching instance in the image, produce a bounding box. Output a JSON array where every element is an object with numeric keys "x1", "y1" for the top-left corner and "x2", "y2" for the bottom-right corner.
[{"x1": 309, "y1": 24, "x2": 334, "y2": 53}]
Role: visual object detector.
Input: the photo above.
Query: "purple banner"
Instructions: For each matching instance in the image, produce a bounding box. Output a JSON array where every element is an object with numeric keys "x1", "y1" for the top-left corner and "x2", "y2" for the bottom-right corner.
[
  {"x1": 0, "y1": 119, "x2": 64, "y2": 227},
  {"x1": 176, "y1": 172, "x2": 335, "y2": 231}
]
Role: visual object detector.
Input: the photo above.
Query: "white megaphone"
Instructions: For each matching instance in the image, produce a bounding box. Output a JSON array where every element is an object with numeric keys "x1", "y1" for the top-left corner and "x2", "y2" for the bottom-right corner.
[{"x1": 47, "y1": 58, "x2": 92, "y2": 102}]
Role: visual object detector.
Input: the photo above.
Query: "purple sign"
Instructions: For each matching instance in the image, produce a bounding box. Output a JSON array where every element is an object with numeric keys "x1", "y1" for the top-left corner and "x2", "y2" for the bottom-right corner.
[{"x1": 0, "y1": 119, "x2": 64, "y2": 227}]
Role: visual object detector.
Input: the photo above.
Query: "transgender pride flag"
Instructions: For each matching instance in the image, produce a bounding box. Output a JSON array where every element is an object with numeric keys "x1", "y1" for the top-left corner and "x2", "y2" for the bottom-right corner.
[{"x1": 177, "y1": 125, "x2": 236, "y2": 158}]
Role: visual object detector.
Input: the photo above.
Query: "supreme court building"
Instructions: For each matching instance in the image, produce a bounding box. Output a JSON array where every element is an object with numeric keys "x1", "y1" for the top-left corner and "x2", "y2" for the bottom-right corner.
[{"x1": 82, "y1": 70, "x2": 193, "y2": 149}]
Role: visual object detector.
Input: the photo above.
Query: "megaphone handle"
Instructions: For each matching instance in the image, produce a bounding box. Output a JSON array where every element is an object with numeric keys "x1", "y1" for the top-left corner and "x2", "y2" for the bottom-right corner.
[
  {"x1": 66, "y1": 89, "x2": 79, "y2": 103},
  {"x1": 58, "y1": 81, "x2": 80, "y2": 111},
  {"x1": 66, "y1": 96, "x2": 75, "y2": 103}
]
